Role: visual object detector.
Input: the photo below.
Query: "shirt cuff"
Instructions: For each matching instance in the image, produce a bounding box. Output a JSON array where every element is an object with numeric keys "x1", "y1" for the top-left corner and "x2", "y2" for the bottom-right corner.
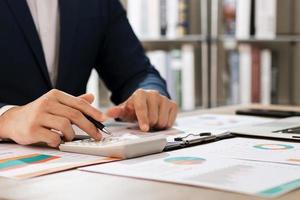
[
  {"x1": 0, "y1": 105, "x2": 16, "y2": 142},
  {"x1": 0, "y1": 105, "x2": 16, "y2": 116}
]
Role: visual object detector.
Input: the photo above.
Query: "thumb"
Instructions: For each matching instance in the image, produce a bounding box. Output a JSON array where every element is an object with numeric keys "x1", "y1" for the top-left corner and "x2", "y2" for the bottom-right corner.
[{"x1": 78, "y1": 93, "x2": 94, "y2": 104}]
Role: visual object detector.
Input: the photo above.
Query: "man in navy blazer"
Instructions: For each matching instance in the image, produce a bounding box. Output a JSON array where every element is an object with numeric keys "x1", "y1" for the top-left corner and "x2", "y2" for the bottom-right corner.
[{"x1": 0, "y1": 0, "x2": 177, "y2": 147}]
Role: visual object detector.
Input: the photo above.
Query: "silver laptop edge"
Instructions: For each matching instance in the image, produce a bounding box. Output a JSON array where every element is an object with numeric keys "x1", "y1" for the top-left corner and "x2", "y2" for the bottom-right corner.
[{"x1": 230, "y1": 117, "x2": 300, "y2": 141}]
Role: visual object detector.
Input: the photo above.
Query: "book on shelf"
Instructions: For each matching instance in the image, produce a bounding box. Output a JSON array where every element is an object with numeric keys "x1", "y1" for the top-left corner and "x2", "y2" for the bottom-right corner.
[
  {"x1": 225, "y1": 45, "x2": 279, "y2": 105},
  {"x1": 235, "y1": 0, "x2": 252, "y2": 39},
  {"x1": 222, "y1": 0, "x2": 298, "y2": 38},
  {"x1": 295, "y1": 0, "x2": 300, "y2": 34},
  {"x1": 189, "y1": 0, "x2": 202, "y2": 35},
  {"x1": 255, "y1": 0, "x2": 277, "y2": 39},
  {"x1": 260, "y1": 50, "x2": 272, "y2": 105},
  {"x1": 238, "y1": 44, "x2": 252, "y2": 103},
  {"x1": 261, "y1": 49, "x2": 279, "y2": 105},
  {"x1": 227, "y1": 50, "x2": 239, "y2": 105},
  {"x1": 251, "y1": 46, "x2": 261, "y2": 103},
  {"x1": 166, "y1": 0, "x2": 178, "y2": 38},
  {"x1": 127, "y1": 0, "x2": 201, "y2": 39},
  {"x1": 168, "y1": 50, "x2": 182, "y2": 107},
  {"x1": 249, "y1": 0, "x2": 255, "y2": 36},
  {"x1": 177, "y1": 0, "x2": 189, "y2": 36},
  {"x1": 181, "y1": 45, "x2": 195, "y2": 110},
  {"x1": 127, "y1": 0, "x2": 144, "y2": 38},
  {"x1": 160, "y1": 0, "x2": 168, "y2": 36},
  {"x1": 147, "y1": 45, "x2": 200, "y2": 111},
  {"x1": 147, "y1": 0, "x2": 161, "y2": 38},
  {"x1": 223, "y1": 0, "x2": 236, "y2": 35},
  {"x1": 276, "y1": 0, "x2": 295, "y2": 35}
]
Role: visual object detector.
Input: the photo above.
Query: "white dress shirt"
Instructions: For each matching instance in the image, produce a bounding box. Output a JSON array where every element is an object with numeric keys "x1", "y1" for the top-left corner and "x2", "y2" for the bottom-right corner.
[
  {"x1": 0, "y1": 1, "x2": 60, "y2": 116},
  {"x1": 27, "y1": 0, "x2": 60, "y2": 85}
]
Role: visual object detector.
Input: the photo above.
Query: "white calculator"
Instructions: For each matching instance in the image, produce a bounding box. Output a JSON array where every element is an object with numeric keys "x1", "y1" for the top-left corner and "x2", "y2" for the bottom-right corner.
[{"x1": 59, "y1": 134, "x2": 167, "y2": 159}]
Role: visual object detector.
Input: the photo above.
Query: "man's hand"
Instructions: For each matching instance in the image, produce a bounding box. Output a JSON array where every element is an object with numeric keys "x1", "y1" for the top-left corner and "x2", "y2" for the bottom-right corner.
[
  {"x1": 107, "y1": 89, "x2": 178, "y2": 132},
  {"x1": 0, "y1": 89, "x2": 105, "y2": 147}
]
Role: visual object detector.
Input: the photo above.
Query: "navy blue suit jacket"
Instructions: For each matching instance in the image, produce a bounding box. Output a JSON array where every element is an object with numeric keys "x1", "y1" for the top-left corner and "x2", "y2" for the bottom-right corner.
[{"x1": 0, "y1": 0, "x2": 168, "y2": 108}]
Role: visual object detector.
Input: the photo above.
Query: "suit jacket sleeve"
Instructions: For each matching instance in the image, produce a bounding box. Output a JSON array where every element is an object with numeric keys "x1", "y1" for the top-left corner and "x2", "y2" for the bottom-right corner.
[
  {"x1": 95, "y1": 0, "x2": 170, "y2": 105},
  {"x1": 0, "y1": 103, "x2": 6, "y2": 109}
]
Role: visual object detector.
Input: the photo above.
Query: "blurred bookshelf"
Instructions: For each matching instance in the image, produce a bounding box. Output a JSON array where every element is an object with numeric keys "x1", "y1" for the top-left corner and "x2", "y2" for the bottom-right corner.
[
  {"x1": 141, "y1": 35, "x2": 205, "y2": 44},
  {"x1": 219, "y1": 35, "x2": 300, "y2": 43},
  {"x1": 88, "y1": 0, "x2": 300, "y2": 111},
  {"x1": 209, "y1": 0, "x2": 300, "y2": 108}
]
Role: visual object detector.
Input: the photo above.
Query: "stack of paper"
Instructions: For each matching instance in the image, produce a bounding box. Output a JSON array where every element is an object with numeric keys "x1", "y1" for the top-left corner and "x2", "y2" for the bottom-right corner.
[
  {"x1": 81, "y1": 139, "x2": 300, "y2": 198},
  {"x1": 0, "y1": 144, "x2": 118, "y2": 179},
  {"x1": 79, "y1": 114, "x2": 300, "y2": 198}
]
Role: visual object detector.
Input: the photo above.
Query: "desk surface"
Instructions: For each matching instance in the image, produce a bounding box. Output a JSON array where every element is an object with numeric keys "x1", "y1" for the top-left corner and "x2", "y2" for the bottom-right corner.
[{"x1": 1, "y1": 104, "x2": 300, "y2": 200}]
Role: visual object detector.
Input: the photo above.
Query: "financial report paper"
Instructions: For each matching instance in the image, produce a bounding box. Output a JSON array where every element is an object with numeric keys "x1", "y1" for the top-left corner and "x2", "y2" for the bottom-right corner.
[
  {"x1": 187, "y1": 137, "x2": 300, "y2": 166},
  {"x1": 0, "y1": 144, "x2": 118, "y2": 179},
  {"x1": 81, "y1": 143, "x2": 300, "y2": 198}
]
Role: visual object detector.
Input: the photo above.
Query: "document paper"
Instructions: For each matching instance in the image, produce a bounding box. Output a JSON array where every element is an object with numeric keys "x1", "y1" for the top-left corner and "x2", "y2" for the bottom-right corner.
[
  {"x1": 0, "y1": 120, "x2": 183, "y2": 179},
  {"x1": 79, "y1": 114, "x2": 300, "y2": 197},
  {"x1": 0, "y1": 144, "x2": 118, "y2": 179},
  {"x1": 184, "y1": 137, "x2": 300, "y2": 166},
  {"x1": 174, "y1": 114, "x2": 272, "y2": 134},
  {"x1": 81, "y1": 145, "x2": 300, "y2": 198}
]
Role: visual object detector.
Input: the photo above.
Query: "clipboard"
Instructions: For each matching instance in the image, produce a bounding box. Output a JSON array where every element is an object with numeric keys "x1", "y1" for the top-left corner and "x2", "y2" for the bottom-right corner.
[{"x1": 163, "y1": 131, "x2": 235, "y2": 151}]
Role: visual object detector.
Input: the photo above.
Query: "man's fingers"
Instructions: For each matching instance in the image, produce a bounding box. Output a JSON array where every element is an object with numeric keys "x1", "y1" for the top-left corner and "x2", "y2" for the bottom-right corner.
[
  {"x1": 147, "y1": 92, "x2": 159, "y2": 127},
  {"x1": 47, "y1": 89, "x2": 105, "y2": 122},
  {"x1": 106, "y1": 89, "x2": 178, "y2": 132},
  {"x1": 46, "y1": 103, "x2": 102, "y2": 140},
  {"x1": 106, "y1": 104, "x2": 136, "y2": 122},
  {"x1": 78, "y1": 93, "x2": 94, "y2": 104},
  {"x1": 156, "y1": 97, "x2": 171, "y2": 130},
  {"x1": 40, "y1": 114, "x2": 75, "y2": 141},
  {"x1": 106, "y1": 106, "x2": 124, "y2": 119},
  {"x1": 37, "y1": 128, "x2": 62, "y2": 148},
  {"x1": 167, "y1": 102, "x2": 178, "y2": 128},
  {"x1": 133, "y1": 91, "x2": 149, "y2": 132}
]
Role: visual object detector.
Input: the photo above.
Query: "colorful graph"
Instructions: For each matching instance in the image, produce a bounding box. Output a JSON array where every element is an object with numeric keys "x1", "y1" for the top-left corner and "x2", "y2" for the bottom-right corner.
[
  {"x1": 164, "y1": 157, "x2": 206, "y2": 165},
  {"x1": 254, "y1": 144, "x2": 294, "y2": 150},
  {"x1": 0, "y1": 154, "x2": 59, "y2": 171}
]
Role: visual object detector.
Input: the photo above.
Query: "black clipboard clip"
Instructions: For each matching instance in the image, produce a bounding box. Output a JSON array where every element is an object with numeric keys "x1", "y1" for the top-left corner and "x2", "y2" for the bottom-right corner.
[{"x1": 164, "y1": 131, "x2": 234, "y2": 151}]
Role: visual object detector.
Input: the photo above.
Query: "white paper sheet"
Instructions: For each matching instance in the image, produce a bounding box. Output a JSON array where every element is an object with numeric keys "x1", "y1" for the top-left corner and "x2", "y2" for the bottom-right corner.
[
  {"x1": 185, "y1": 137, "x2": 300, "y2": 166},
  {"x1": 81, "y1": 146, "x2": 300, "y2": 198},
  {"x1": 174, "y1": 114, "x2": 273, "y2": 134},
  {"x1": 0, "y1": 144, "x2": 118, "y2": 179}
]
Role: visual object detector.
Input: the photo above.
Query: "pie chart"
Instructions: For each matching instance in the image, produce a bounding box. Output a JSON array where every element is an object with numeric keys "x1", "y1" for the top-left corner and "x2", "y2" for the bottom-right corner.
[
  {"x1": 164, "y1": 156, "x2": 206, "y2": 165},
  {"x1": 254, "y1": 144, "x2": 294, "y2": 150}
]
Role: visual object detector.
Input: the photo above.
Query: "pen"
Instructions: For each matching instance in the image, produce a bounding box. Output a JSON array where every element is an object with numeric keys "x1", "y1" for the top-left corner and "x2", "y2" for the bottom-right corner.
[{"x1": 84, "y1": 114, "x2": 112, "y2": 135}]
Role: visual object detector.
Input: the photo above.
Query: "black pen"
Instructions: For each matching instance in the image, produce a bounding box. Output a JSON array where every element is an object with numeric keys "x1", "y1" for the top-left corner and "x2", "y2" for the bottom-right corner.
[{"x1": 84, "y1": 114, "x2": 112, "y2": 135}]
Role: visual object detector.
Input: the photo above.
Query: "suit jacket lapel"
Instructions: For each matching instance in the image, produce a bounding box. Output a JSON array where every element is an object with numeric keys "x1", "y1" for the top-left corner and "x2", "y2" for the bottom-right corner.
[
  {"x1": 5, "y1": 0, "x2": 52, "y2": 88},
  {"x1": 56, "y1": 0, "x2": 80, "y2": 88}
]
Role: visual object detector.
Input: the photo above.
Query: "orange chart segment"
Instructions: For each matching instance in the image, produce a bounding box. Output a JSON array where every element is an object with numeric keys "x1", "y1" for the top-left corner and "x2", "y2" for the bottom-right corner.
[
  {"x1": 287, "y1": 159, "x2": 300, "y2": 163},
  {"x1": 0, "y1": 154, "x2": 59, "y2": 171}
]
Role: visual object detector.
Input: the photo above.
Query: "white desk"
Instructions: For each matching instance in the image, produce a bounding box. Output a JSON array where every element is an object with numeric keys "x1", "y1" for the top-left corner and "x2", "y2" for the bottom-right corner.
[{"x1": 1, "y1": 104, "x2": 300, "y2": 200}]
